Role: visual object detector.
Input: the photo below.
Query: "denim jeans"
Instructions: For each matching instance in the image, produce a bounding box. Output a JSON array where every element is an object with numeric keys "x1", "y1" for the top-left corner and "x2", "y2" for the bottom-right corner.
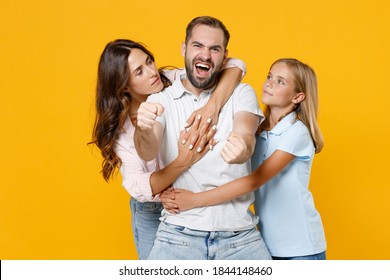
[
  {"x1": 147, "y1": 222, "x2": 272, "y2": 260},
  {"x1": 130, "y1": 198, "x2": 163, "y2": 260},
  {"x1": 272, "y1": 251, "x2": 326, "y2": 260}
]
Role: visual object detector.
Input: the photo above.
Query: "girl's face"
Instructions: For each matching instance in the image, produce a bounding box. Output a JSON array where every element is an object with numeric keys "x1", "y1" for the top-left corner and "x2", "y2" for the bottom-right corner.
[
  {"x1": 126, "y1": 48, "x2": 163, "y2": 103},
  {"x1": 261, "y1": 62, "x2": 303, "y2": 110}
]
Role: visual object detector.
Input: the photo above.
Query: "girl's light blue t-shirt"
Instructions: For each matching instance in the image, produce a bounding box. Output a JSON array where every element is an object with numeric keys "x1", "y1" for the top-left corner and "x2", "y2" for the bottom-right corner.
[{"x1": 251, "y1": 112, "x2": 326, "y2": 257}]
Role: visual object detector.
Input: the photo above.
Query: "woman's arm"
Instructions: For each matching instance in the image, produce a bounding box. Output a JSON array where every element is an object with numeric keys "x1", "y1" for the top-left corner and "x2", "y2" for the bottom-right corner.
[
  {"x1": 162, "y1": 150, "x2": 295, "y2": 212},
  {"x1": 149, "y1": 122, "x2": 216, "y2": 195},
  {"x1": 117, "y1": 117, "x2": 216, "y2": 202},
  {"x1": 185, "y1": 58, "x2": 245, "y2": 127},
  {"x1": 182, "y1": 59, "x2": 245, "y2": 152}
]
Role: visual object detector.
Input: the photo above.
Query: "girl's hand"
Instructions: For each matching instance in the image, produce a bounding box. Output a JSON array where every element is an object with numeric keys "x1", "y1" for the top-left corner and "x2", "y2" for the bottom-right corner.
[{"x1": 160, "y1": 187, "x2": 179, "y2": 214}]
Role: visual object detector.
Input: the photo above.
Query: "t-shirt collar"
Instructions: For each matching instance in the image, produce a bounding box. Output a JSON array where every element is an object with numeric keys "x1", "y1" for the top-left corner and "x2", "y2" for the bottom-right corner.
[
  {"x1": 171, "y1": 76, "x2": 216, "y2": 99},
  {"x1": 269, "y1": 111, "x2": 298, "y2": 136}
]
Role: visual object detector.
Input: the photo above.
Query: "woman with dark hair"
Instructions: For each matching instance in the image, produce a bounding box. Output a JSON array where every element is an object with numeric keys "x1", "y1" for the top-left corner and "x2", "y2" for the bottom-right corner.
[{"x1": 91, "y1": 39, "x2": 245, "y2": 259}]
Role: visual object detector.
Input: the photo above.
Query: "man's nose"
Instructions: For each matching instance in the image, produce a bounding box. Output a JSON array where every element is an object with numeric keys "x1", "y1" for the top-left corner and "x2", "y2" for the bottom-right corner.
[{"x1": 200, "y1": 47, "x2": 211, "y2": 59}]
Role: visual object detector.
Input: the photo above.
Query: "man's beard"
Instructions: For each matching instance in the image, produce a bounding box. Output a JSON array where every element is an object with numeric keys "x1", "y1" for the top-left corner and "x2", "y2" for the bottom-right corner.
[{"x1": 185, "y1": 57, "x2": 223, "y2": 89}]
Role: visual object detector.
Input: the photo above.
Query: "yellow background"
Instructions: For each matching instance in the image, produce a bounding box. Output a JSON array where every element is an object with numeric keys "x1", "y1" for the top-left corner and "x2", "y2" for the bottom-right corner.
[{"x1": 1, "y1": 0, "x2": 389, "y2": 260}]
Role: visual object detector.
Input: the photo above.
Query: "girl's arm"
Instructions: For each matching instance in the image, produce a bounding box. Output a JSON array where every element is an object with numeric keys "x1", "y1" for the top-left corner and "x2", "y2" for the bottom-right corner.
[{"x1": 162, "y1": 150, "x2": 295, "y2": 212}]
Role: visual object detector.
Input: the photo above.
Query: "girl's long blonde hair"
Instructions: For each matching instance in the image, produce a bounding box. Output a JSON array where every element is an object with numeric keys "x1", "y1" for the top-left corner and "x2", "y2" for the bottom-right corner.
[{"x1": 262, "y1": 58, "x2": 324, "y2": 153}]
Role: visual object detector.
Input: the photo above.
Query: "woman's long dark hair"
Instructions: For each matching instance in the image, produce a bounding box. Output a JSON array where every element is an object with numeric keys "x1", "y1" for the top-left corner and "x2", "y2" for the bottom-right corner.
[{"x1": 90, "y1": 39, "x2": 169, "y2": 181}]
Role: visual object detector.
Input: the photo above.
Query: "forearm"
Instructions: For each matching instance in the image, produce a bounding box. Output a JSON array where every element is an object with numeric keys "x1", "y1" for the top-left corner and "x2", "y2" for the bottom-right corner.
[
  {"x1": 150, "y1": 127, "x2": 212, "y2": 195},
  {"x1": 134, "y1": 127, "x2": 160, "y2": 161},
  {"x1": 134, "y1": 102, "x2": 165, "y2": 160},
  {"x1": 150, "y1": 158, "x2": 190, "y2": 195},
  {"x1": 193, "y1": 174, "x2": 258, "y2": 208},
  {"x1": 181, "y1": 150, "x2": 295, "y2": 208},
  {"x1": 222, "y1": 112, "x2": 259, "y2": 164},
  {"x1": 242, "y1": 133, "x2": 256, "y2": 159},
  {"x1": 210, "y1": 67, "x2": 242, "y2": 108}
]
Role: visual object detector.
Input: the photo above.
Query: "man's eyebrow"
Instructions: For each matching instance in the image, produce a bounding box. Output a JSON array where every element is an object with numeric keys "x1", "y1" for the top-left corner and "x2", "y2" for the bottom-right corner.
[
  {"x1": 210, "y1": 45, "x2": 222, "y2": 50},
  {"x1": 192, "y1": 41, "x2": 204, "y2": 46},
  {"x1": 192, "y1": 41, "x2": 223, "y2": 50}
]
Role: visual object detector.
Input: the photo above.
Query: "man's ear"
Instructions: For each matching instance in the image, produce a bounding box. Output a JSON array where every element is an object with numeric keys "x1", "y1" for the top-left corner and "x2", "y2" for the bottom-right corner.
[
  {"x1": 224, "y1": 49, "x2": 228, "y2": 63},
  {"x1": 181, "y1": 42, "x2": 186, "y2": 57},
  {"x1": 293, "y1": 92, "x2": 305, "y2": 104}
]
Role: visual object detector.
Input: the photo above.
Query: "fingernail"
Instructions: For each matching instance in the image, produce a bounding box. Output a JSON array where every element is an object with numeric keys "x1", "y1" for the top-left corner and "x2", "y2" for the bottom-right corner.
[
  {"x1": 207, "y1": 117, "x2": 212, "y2": 123},
  {"x1": 197, "y1": 147, "x2": 202, "y2": 152},
  {"x1": 212, "y1": 125, "x2": 217, "y2": 130},
  {"x1": 182, "y1": 139, "x2": 186, "y2": 144},
  {"x1": 189, "y1": 144, "x2": 193, "y2": 150},
  {"x1": 184, "y1": 122, "x2": 188, "y2": 127},
  {"x1": 209, "y1": 145, "x2": 213, "y2": 150},
  {"x1": 197, "y1": 114, "x2": 201, "y2": 120}
]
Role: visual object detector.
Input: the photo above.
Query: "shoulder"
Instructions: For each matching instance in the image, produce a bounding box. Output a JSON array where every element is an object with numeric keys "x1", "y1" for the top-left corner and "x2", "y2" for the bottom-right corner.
[
  {"x1": 119, "y1": 118, "x2": 134, "y2": 137},
  {"x1": 147, "y1": 86, "x2": 172, "y2": 103},
  {"x1": 115, "y1": 118, "x2": 134, "y2": 152},
  {"x1": 279, "y1": 120, "x2": 314, "y2": 159},
  {"x1": 231, "y1": 82, "x2": 256, "y2": 98},
  {"x1": 285, "y1": 120, "x2": 310, "y2": 139},
  {"x1": 235, "y1": 82, "x2": 254, "y2": 91}
]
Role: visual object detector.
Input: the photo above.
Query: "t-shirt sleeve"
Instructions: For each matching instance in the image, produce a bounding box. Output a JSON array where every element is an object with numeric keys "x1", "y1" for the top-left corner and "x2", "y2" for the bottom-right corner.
[
  {"x1": 233, "y1": 83, "x2": 264, "y2": 123},
  {"x1": 276, "y1": 122, "x2": 315, "y2": 161},
  {"x1": 161, "y1": 68, "x2": 185, "y2": 83},
  {"x1": 223, "y1": 58, "x2": 246, "y2": 80}
]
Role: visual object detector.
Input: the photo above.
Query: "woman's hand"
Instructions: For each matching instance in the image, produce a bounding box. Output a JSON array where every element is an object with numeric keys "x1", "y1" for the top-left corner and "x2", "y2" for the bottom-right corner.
[
  {"x1": 160, "y1": 187, "x2": 179, "y2": 214},
  {"x1": 181, "y1": 102, "x2": 220, "y2": 153},
  {"x1": 160, "y1": 188, "x2": 199, "y2": 213},
  {"x1": 175, "y1": 128, "x2": 217, "y2": 167}
]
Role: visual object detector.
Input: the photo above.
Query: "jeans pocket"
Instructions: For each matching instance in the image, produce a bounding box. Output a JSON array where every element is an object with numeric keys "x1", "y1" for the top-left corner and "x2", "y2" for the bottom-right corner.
[
  {"x1": 156, "y1": 223, "x2": 189, "y2": 246},
  {"x1": 229, "y1": 228, "x2": 262, "y2": 248},
  {"x1": 137, "y1": 202, "x2": 163, "y2": 214}
]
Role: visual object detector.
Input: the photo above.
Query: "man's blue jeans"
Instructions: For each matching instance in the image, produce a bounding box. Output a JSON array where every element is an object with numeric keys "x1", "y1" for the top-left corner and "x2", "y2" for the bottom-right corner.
[{"x1": 147, "y1": 222, "x2": 272, "y2": 260}]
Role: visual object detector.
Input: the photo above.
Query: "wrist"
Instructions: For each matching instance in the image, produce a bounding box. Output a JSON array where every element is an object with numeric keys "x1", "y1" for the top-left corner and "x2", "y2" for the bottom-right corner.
[
  {"x1": 208, "y1": 94, "x2": 224, "y2": 109},
  {"x1": 194, "y1": 192, "x2": 208, "y2": 208},
  {"x1": 172, "y1": 157, "x2": 191, "y2": 171}
]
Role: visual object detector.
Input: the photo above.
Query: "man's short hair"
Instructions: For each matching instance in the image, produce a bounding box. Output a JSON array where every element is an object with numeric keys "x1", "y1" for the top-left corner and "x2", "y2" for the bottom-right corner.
[{"x1": 185, "y1": 16, "x2": 230, "y2": 48}]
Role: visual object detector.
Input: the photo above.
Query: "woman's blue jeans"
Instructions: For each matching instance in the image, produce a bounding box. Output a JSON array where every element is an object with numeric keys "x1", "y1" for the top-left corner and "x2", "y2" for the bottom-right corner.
[{"x1": 130, "y1": 197, "x2": 163, "y2": 260}]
